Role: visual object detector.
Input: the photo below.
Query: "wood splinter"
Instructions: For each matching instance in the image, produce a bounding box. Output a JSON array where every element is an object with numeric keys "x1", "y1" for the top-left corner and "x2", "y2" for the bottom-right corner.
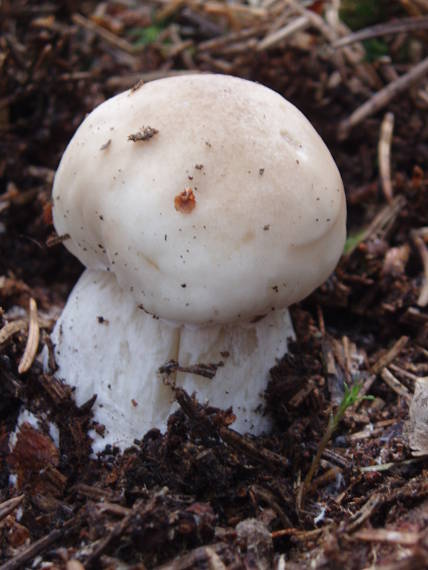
[{"x1": 18, "y1": 298, "x2": 40, "y2": 374}]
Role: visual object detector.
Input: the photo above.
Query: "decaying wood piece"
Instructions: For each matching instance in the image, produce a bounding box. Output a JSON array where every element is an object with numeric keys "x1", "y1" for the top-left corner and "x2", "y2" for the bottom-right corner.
[
  {"x1": 17, "y1": 298, "x2": 40, "y2": 374},
  {"x1": 378, "y1": 112, "x2": 395, "y2": 203}
]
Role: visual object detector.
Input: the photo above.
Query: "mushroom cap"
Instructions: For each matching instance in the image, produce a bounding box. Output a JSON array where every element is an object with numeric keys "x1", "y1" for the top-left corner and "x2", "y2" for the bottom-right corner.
[{"x1": 53, "y1": 74, "x2": 346, "y2": 324}]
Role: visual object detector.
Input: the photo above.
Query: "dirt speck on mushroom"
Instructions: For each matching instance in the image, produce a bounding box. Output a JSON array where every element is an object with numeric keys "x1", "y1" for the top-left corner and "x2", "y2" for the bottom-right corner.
[
  {"x1": 174, "y1": 188, "x2": 196, "y2": 214},
  {"x1": 130, "y1": 79, "x2": 145, "y2": 93},
  {"x1": 128, "y1": 126, "x2": 158, "y2": 142},
  {"x1": 100, "y1": 139, "x2": 111, "y2": 151}
]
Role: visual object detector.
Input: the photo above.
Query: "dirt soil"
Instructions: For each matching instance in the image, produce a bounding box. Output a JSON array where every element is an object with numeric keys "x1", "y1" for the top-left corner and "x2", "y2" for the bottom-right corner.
[{"x1": 1, "y1": 1, "x2": 428, "y2": 569}]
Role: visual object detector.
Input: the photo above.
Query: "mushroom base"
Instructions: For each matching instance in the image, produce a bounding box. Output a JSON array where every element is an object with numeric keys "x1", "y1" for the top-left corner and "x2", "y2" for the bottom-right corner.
[{"x1": 50, "y1": 269, "x2": 294, "y2": 452}]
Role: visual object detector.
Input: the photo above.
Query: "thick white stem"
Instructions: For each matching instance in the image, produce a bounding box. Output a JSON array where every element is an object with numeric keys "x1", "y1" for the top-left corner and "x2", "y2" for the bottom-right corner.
[{"x1": 50, "y1": 269, "x2": 294, "y2": 451}]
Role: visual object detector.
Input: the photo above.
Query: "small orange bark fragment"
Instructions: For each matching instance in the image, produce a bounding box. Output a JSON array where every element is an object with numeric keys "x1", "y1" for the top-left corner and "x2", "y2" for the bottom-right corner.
[{"x1": 174, "y1": 188, "x2": 196, "y2": 214}]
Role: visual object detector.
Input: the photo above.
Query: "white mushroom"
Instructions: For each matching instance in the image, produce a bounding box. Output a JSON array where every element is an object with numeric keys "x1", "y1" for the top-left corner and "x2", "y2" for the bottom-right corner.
[{"x1": 50, "y1": 74, "x2": 346, "y2": 452}]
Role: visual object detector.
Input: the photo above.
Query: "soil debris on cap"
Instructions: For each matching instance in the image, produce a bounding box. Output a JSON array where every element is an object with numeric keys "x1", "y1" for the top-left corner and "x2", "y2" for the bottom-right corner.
[
  {"x1": 100, "y1": 139, "x2": 111, "y2": 151},
  {"x1": 174, "y1": 188, "x2": 196, "y2": 214},
  {"x1": 130, "y1": 79, "x2": 145, "y2": 93},
  {"x1": 128, "y1": 126, "x2": 158, "y2": 142}
]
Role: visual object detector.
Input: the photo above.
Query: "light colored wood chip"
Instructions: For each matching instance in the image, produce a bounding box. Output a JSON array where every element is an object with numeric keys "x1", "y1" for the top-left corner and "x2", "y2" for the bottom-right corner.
[
  {"x1": 378, "y1": 112, "x2": 395, "y2": 203},
  {"x1": 18, "y1": 298, "x2": 40, "y2": 374},
  {"x1": 0, "y1": 319, "x2": 27, "y2": 345}
]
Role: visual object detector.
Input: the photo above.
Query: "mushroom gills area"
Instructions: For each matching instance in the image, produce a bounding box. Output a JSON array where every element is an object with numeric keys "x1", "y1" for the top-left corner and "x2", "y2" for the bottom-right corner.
[{"x1": 51, "y1": 270, "x2": 294, "y2": 451}]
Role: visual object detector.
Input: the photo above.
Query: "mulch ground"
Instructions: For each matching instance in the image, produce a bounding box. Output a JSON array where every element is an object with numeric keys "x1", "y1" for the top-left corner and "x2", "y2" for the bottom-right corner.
[{"x1": 1, "y1": 1, "x2": 428, "y2": 569}]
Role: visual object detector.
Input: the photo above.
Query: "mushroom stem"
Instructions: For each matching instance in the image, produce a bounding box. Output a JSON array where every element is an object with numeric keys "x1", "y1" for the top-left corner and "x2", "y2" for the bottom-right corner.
[{"x1": 50, "y1": 269, "x2": 294, "y2": 451}]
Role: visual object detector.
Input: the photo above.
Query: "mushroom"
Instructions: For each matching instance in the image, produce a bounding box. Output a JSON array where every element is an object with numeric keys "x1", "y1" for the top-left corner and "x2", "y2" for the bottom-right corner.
[{"x1": 50, "y1": 74, "x2": 346, "y2": 452}]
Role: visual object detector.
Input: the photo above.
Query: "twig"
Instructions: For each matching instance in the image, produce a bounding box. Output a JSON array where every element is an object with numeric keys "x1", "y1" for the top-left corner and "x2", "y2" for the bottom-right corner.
[
  {"x1": 159, "y1": 358, "x2": 224, "y2": 379},
  {"x1": 344, "y1": 195, "x2": 406, "y2": 257},
  {"x1": 257, "y1": 15, "x2": 309, "y2": 51},
  {"x1": 380, "y1": 368, "x2": 412, "y2": 403},
  {"x1": 85, "y1": 498, "x2": 156, "y2": 566},
  {"x1": 155, "y1": 0, "x2": 185, "y2": 21},
  {"x1": 18, "y1": 298, "x2": 40, "y2": 374},
  {"x1": 202, "y1": 0, "x2": 266, "y2": 19},
  {"x1": 174, "y1": 388, "x2": 288, "y2": 470},
  {"x1": 307, "y1": 444, "x2": 350, "y2": 469},
  {"x1": 72, "y1": 483, "x2": 119, "y2": 502},
  {"x1": 360, "y1": 457, "x2": 426, "y2": 472},
  {"x1": 344, "y1": 493, "x2": 381, "y2": 532},
  {"x1": 218, "y1": 424, "x2": 288, "y2": 471},
  {"x1": 348, "y1": 420, "x2": 396, "y2": 442},
  {"x1": 378, "y1": 112, "x2": 395, "y2": 203},
  {"x1": 411, "y1": 228, "x2": 428, "y2": 307},
  {"x1": 389, "y1": 364, "x2": 422, "y2": 383},
  {"x1": 310, "y1": 466, "x2": 341, "y2": 492},
  {"x1": 0, "y1": 495, "x2": 24, "y2": 522},
  {"x1": 196, "y1": 53, "x2": 234, "y2": 72},
  {"x1": 371, "y1": 336, "x2": 409, "y2": 375},
  {"x1": 72, "y1": 13, "x2": 141, "y2": 55},
  {"x1": 338, "y1": 56, "x2": 428, "y2": 139},
  {"x1": 198, "y1": 27, "x2": 262, "y2": 52},
  {"x1": 0, "y1": 518, "x2": 78, "y2": 570},
  {"x1": 0, "y1": 319, "x2": 27, "y2": 345},
  {"x1": 46, "y1": 233, "x2": 70, "y2": 248},
  {"x1": 354, "y1": 528, "x2": 420, "y2": 546},
  {"x1": 249, "y1": 485, "x2": 292, "y2": 527},
  {"x1": 291, "y1": 1, "x2": 337, "y2": 43},
  {"x1": 96, "y1": 502, "x2": 132, "y2": 517},
  {"x1": 271, "y1": 527, "x2": 325, "y2": 540},
  {"x1": 106, "y1": 69, "x2": 197, "y2": 91},
  {"x1": 333, "y1": 16, "x2": 428, "y2": 48}
]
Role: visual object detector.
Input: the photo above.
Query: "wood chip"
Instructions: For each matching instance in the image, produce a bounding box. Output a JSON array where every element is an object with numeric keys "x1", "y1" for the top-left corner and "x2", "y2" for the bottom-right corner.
[
  {"x1": 18, "y1": 298, "x2": 40, "y2": 374},
  {"x1": 378, "y1": 112, "x2": 394, "y2": 203}
]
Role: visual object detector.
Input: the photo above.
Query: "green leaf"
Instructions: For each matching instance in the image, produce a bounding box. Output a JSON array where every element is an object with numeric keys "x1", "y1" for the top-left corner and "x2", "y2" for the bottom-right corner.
[
  {"x1": 344, "y1": 229, "x2": 366, "y2": 254},
  {"x1": 363, "y1": 38, "x2": 389, "y2": 62},
  {"x1": 129, "y1": 24, "x2": 164, "y2": 47}
]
